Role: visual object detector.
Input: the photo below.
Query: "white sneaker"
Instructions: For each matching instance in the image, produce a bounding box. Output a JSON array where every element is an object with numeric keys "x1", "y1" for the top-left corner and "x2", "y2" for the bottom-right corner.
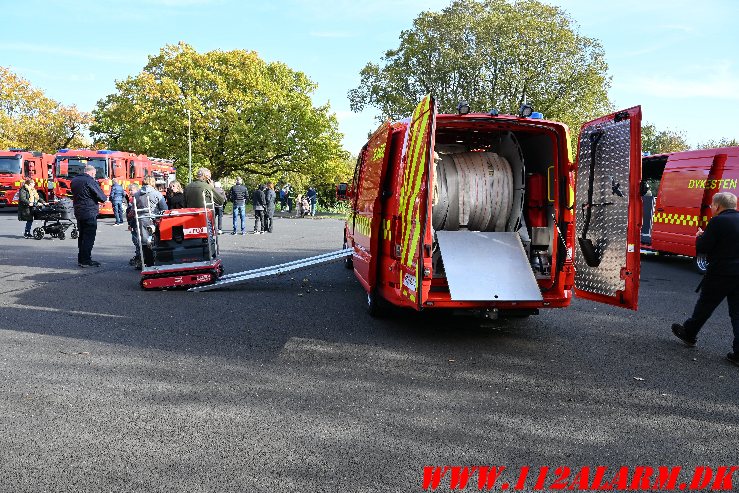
[{"x1": 218, "y1": 230, "x2": 223, "y2": 234}]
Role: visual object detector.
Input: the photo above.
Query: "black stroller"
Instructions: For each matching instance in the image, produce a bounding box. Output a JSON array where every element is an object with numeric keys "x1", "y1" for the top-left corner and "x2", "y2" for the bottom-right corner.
[{"x1": 32, "y1": 198, "x2": 78, "y2": 240}]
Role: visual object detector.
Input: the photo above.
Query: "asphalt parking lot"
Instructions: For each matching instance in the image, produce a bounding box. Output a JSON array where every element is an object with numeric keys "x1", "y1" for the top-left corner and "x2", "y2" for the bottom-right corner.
[{"x1": 0, "y1": 209, "x2": 737, "y2": 492}]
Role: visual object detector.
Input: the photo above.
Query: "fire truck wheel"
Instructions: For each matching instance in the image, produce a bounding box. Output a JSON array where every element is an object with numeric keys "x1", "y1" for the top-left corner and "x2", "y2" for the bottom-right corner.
[
  {"x1": 70, "y1": 229, "x2": 79, "y2": 239},
  {"x1": 366, "y1": 290, "x2": 387, "y2": 318},
  {"x1": 33, "y1": 228, "x2": 44, "y2": 240},
  {"x1": 58, "y1": 231, "x2": 66, "y2": 240},
  {"x1": 695, "y1": 255, "x2": 709, "y2": 274}
]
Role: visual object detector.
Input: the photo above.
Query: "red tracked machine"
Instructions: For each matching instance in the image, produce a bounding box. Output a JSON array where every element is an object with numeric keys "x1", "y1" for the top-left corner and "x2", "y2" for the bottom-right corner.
[{"x1": 136, "y1": 197, "x2": 224, "y2": 290}]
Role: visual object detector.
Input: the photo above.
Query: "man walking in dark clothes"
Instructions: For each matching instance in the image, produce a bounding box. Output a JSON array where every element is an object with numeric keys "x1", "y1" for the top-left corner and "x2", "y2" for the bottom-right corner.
[
  {"x1": 264, "y1": 182, "x2": 276, "y2": 233},
  {"x1": 230, "y1": 177, "x2": 248, "y2": 235},
  {"x1": 71, "y1": 164, "x2": 107, "y2": 267},
  {"x1": 672, "y1": 192, "x2": 739, "y2": 366},
  {"x1": 252, "y1": 184, "x2": 266, "y2": 234}
]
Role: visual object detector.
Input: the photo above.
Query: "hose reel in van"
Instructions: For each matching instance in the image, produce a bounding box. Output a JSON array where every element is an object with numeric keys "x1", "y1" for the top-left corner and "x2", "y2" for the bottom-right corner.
[{"x1": 432, "y1": 152, "x2": 514, "y2": 232}]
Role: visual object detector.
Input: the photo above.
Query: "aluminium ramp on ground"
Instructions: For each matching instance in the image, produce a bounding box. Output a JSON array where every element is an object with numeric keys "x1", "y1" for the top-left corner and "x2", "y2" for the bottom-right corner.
[
  {"x1": 188, "y1": 248, "x2": 353, "y2": 292},
  {"x1": 435, "y1": 231, "x2": 543, "y2": 302}
]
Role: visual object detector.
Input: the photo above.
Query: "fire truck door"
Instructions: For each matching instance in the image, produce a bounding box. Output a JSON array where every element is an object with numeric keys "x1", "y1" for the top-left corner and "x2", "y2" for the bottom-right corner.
[
  {"x1": 351, "y1": 122, "x2": 393, "y2": 291},
  {"x1": 397, "y1": 95, "x2": 436, "y2": 307},
  {"x1": 574, "y1": 106, "x2": 642, "y2": 310}
]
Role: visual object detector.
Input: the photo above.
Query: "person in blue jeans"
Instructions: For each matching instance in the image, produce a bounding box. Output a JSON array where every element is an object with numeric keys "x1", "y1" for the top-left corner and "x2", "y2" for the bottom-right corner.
[
  {"x1": 306, "y1": 186, "x2": 318, "y2": 216},
  {"x1": 229, "y1": 177, "x2": 248, "y2": 235},
  {"x1": 109, "y1": 178, "x2": 125, "y2": 225}
]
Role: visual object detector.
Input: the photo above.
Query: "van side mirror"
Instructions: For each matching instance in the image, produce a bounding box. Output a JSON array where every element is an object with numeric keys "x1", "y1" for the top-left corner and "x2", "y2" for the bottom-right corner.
[{"x1": 336, "y1": 182, "x2": 350, "y2": 200}]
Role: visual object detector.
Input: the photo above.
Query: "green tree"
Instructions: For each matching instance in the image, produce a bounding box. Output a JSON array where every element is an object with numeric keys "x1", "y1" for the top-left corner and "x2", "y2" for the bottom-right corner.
[
  {"x1": 91, "y1": 43, "x2": 347, "y2": 182},
  {"x1": 348, "y1": 0, "x2": 612, "y2": 142},
  {"x1": 641, "y1": 123, "x2": 690, "y2": 155},
  {"x1": 696, "y1": 137, "x2": 739, "y2": 149},
  {"x1": 0, "y1": 66, "x2": 91, "y2": 152}
]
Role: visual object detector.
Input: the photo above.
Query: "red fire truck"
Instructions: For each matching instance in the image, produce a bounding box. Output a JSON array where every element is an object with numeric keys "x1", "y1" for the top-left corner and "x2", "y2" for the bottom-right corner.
[
  {"x1": 0, "y1": 149, "x2": 55, "y2": 207},
  {"x1": 341, "y1": 96, "x2": 643, "y2": 317},
  {"x1": 641, "y1": 146, "x2": 739, "y2": 272},
  {"x1": 54, "y1": 149, "x2": 176, "y2": 215}
]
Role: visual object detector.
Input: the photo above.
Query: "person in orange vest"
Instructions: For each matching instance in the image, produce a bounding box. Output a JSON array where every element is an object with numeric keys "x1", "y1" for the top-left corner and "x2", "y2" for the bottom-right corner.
[{"x1": 672, "y1": 192, "x2": 739, "y2": 367}]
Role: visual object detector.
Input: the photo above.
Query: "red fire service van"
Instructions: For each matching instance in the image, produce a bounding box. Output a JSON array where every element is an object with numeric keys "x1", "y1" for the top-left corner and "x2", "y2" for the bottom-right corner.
[
  {"x1": 54, "y1": 149, "x2": 176, "y2": 216},
  {"x1": 341, "y1": 96, "x2": 643, "y2": 317},
  {"x1": 0, "y1": 149, "x2": 55, "y2": 207},
  {"x1": 641, "y1": 146, "x2": 739, "y2": 272}
]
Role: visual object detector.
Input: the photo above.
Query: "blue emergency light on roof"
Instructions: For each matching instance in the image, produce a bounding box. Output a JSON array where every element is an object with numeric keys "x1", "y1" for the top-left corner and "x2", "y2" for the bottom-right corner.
[
  {"x1": 530, "y1": 112, "x2": 543, "y2": 119},
  {"x1": 58, "y1": 149, "x2": 69, "y2": 153},
  {"x1": 97, "y1": 150, "x2": 115, "y2": 154}
]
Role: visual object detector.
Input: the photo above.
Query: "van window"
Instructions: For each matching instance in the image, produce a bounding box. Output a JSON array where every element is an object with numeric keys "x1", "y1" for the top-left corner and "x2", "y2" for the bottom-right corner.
[{"x1": 129, "y1": 161, "x2": 136, "y2": 179}]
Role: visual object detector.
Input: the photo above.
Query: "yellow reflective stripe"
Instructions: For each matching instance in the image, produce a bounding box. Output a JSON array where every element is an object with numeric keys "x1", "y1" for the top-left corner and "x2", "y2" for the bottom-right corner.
[
  {"x1": 383, "y1": 218, "x2": 392, "y2": 240},
  {"x1": 399, "y1": 96, "x2": 431, "y2": 266},
  {"x1": 652, "y1": 212, "x2": 709, "y2": 226}
]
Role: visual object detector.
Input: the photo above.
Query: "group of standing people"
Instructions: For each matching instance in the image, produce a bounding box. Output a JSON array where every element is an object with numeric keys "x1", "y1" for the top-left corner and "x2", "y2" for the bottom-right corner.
[{"x1": 229, "y1": 179, "x2": 276, "y2": 234}]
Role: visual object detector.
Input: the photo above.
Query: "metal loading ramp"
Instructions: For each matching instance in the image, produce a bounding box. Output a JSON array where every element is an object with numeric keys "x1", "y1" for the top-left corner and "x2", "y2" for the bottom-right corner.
[
  {"x1": 435, "y1": 231, "x2": 543, "y2": 302},
  {"x1": 188, "y1": 248, "x2": 353, "y2": 292}
]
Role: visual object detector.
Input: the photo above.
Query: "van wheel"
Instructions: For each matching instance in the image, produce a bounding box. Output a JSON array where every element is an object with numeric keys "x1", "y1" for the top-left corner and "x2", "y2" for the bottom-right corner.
[
  {"x1": 695, "y1": 255, "x2": 709, "y2": 274},
  {"x1": 366, "y1": 290, "x2": 387, "y2": 318}
]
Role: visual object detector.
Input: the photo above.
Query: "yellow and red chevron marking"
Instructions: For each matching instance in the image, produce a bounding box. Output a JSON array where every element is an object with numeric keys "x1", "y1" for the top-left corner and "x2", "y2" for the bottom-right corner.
[{"x1": 397, "y1": 95, "x2": 434, "y2": 303}]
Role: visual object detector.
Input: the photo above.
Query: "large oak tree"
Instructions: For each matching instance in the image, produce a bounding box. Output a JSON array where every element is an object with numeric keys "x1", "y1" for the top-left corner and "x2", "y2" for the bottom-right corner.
[
  {"x1": 348, "y1": 0, "x2": 612, "y2": 142},
  {"x1": 91, "y1": 43, "x2": 347, "y2": 181}
]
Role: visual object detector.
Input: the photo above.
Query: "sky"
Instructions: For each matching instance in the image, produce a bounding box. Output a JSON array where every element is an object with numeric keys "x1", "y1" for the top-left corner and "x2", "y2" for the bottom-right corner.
[{"x1": 1, "y1": 0, "x2": 738, "y2": 154}]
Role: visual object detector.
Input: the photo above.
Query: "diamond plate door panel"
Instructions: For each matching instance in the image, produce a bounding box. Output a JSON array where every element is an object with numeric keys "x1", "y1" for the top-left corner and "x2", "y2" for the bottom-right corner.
[{"x1": 574, "y1": 119, "x2": 631, "y2": 297}]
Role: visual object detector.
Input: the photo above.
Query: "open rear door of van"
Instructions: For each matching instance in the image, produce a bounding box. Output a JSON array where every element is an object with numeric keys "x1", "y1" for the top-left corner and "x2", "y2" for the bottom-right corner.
[
  {"x1": 574, "y1": 106, "x2": 642, "y2": 310},
  {"x1": 396, "y1": 94, "x2": 436, "y2": 308}
]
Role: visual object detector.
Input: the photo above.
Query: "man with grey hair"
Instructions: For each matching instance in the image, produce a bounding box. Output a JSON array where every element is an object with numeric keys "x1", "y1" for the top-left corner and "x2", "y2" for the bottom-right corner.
[
  {"x1": 184, "y1": 167, "x2": 224, "y2": 209},
  {"x1": 70, "y1": 164, "x2": 107, "y2": 267},
  {"x1": 672, "y1": 191, "x2": 739, "y2": 366}
]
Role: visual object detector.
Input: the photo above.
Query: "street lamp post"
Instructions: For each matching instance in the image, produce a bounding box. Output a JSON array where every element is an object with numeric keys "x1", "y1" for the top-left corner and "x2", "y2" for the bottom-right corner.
[{"x1": 187, "y1": 108, "x2": 192, "y2": 184}]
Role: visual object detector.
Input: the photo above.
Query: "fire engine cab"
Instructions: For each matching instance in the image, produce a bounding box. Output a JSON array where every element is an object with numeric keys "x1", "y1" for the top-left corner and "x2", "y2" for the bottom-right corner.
[
  {"x1": 641, "y1": 146, "x2": 739, "y2": 272},
  {"x1": 54, "y1": 149, "x2": 176, "y2": 216},
  {"x1": 0, "y1": 149, "x2": 55, "y2": 207},
  {"x1": 341, "y1": 96, "x2": 643, "y2": 317}
]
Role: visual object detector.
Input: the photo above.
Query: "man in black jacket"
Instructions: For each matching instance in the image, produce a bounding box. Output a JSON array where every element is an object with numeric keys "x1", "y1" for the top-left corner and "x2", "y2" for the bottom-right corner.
[
  {"x1": 672, "y1": 192, "x2": 739, "y2": 366},
  {"x1": 229, "y1": 177, "x2": 248, "y2": 235},
  {"x1": 70, "y1": 164, "x2": 107, "y2": 267},
  {"x1": 252, "y1": 184, "x2": 266, "y2": 234}
]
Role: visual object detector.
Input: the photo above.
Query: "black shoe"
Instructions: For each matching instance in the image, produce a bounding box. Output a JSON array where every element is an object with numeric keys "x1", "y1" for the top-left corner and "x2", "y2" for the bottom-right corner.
[
  {"x1": 727, "y1": 352, "x2": 739, "y2": 367},
  {"x1": 671, "y1": 323, "x2": 697, "y2": 347},
  {"x1": 231, "y1": 231, "x2": 236, "y2": 235},
  {"x1": 129, "y1": 256, "x2": 138, "y2": 266},
  {"x1": 79, "y1": 260, "x2": 101, "y2": 268}
]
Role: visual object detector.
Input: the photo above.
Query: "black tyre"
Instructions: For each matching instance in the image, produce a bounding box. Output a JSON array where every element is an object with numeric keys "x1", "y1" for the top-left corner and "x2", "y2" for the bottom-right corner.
[
  {"x1": 70, "y1": 229, "x2": 78, "y2": 239},
  {"x1": 33, "y1": 228, "x2": 44, "y2": 240},
  {"x1": 58, "y1": 230, "x2": 66, "y2": 240},
  {"x1": 366, "y1": 289, "x2": 387, "y2": 318},
  {"x1": 695, "y1": 254, "x2": 708, "y2": 274}
]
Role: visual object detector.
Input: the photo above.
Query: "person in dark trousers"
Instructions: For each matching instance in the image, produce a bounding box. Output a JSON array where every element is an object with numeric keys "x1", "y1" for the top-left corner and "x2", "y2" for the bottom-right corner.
[
  {"x1": 306, "y1": 186, "x2": 318, "y2": 216},
  {"x1": 213, "y1": 181, "x2": 226, "y2": 234},
  {"x1": 263, "y1": 182, "x2": 276, "y2": 233},
  {"x1": 17, "y1": 178, "x2": 43, "y2": 238},
  {"x1": 229, "y1": 177, "x2": 248, "y2": 235},
  {"x1": 70, "y1": 164, "x2": 107, "y2": 267},
  {"x1": 109, "y1": 178, "x2": 125, "y2": 225},
  {"x1": 252, "y1": 184, "x2": 266, "y2": 234},
  {"x1": 672, "y1": 192, "x2": 739, "y2": 367}
]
